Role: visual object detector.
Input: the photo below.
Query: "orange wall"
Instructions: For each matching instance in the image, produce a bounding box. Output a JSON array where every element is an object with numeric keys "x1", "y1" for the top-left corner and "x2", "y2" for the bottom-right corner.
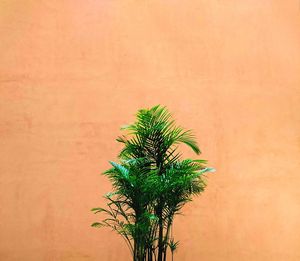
[{"x1": 1, "y1": 1, "x2": 300, "y2": 260}]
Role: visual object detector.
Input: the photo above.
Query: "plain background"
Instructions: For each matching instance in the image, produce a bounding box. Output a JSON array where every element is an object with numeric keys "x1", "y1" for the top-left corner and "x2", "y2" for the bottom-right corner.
[{"x1": 0, "y1": 0, "x2": 300, "y2": 260}]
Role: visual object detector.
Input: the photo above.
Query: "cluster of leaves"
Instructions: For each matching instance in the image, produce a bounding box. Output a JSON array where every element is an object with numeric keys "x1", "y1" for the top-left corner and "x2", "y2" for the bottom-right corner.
[{"x1": 91, "y1": 105, "x2": 214, "y2": 261}]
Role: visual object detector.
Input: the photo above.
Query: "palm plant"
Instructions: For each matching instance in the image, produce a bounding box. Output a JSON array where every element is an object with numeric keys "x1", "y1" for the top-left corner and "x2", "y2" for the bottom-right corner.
[{"x1": 91, "y1": 105, "x2": 214, "y2": 261}]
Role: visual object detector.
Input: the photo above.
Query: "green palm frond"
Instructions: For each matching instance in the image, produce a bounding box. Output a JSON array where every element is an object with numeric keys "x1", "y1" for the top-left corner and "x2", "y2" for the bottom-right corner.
[
  {"x1": 169, "y1": 238, "x2": 179, "y2": 252},
  {"x1": 118, "y1": 105, "x2": 201, "y2": 161}
]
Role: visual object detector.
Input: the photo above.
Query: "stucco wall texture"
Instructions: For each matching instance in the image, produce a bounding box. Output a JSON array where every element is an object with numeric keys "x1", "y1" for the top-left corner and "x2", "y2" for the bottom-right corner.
[{"x1": 1, "y1": 1, "x2": 300, "y2": 260}]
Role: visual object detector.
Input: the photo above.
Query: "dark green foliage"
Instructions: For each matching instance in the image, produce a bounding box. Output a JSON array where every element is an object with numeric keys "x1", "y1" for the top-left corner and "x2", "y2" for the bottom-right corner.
[{"x1": 91, "y1": 105, "x2": 214, "y2": 261}]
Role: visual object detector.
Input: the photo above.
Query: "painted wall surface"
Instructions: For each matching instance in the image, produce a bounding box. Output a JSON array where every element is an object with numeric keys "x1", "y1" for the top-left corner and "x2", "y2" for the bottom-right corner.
[{"x1": 1, "y1": 1, "x2": 300, "y2": 260}]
